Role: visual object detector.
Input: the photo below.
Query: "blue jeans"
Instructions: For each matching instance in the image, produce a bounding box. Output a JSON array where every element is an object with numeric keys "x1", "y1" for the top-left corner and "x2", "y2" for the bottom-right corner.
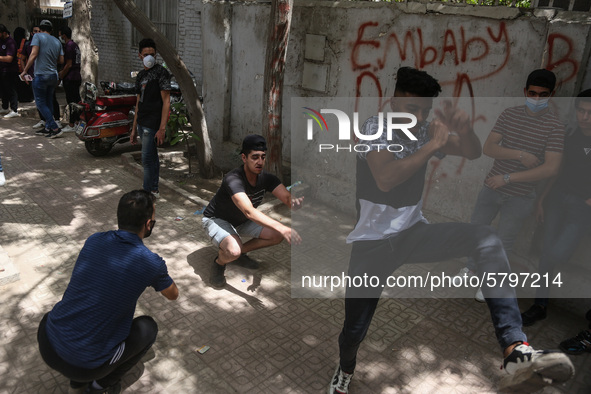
[
  {"x1": 32, "y1": 73, "x2": 59, "y2": 131},
  {"x1": 0, "y1": 152, "x2": 3, "y2": 172},
  {"x1": 138, "y1": 125, "x2": 160, "y2": 192},
  {"x1": 338, "y1": 221, "x2": 526, "y2": 372},
  {"x1": 534, "y1": 190, "x2": 591, "y2": 306},
  {"x1": 466, "y1": 186, "x2": 535, "y2": 270}
]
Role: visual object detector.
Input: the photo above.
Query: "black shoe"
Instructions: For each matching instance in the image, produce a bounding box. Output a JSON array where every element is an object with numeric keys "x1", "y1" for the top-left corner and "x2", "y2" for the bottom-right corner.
[
  {"x1": 521, "y1": 304, "x2": 547, "y2": 327},
  {"x1": 210, "y1": 258, "x2": 226, "y2": 287},
  {"x1": 560, "y1": 330, "x2": 591, "y2": 355},
  {"x1": 586, "y1": 309, "x2": 591, "y2": 328},
  {"x1": 49, "y1": 129, "x2": 64, "y2": 139},
  {"x1": 35, "y1": 129, "x2": 51, "y2": 136},
  {"x1": 46, "y1": 129, "x2": 63, "y2": 138},
  {"x1": 234, "y1": 253, "x2": 260, "y2": 269}
]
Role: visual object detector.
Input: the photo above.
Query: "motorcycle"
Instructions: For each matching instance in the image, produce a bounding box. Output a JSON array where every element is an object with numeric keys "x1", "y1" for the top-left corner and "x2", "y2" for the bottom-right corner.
[{"x1": 73, "y1": 79, "x2": 184, "y2": 157}]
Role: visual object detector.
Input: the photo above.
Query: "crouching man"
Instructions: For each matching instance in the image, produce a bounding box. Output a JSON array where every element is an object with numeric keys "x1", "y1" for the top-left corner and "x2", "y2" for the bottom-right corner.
[
  {"x1": 203, "y1": 134, "x2": 303, "y2": 287},
  {"x1": 38, "y1": 190, "x2": 179, "y2": 394}
]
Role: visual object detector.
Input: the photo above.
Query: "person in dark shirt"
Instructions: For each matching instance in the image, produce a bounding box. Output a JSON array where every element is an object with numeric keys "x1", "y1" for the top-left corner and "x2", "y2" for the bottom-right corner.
[
  {"x1": 521, "y1": 89, "x2": 591, "y2": 328},
  {"x1": 130, "y1": 38, "x2": 171, "y2": 198},
  {"x1": 58, "y1": 26, "x2": 82, "y2": 132},
  {"x1": 0, "y1": 24, "x2": 20, "y2": 118},
  {"x1": 37, "y1": 190, "x2": 179, "y2": 394},
  {"x1": 328, "y1": 67, "x2": 574, "y2": 394},
  {"x1": 203, "y1": 134, "x2": 303, "y2": 287}
]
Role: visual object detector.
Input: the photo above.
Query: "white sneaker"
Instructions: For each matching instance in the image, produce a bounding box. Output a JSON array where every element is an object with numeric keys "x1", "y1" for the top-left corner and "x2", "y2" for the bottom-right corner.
[
  {"x1": 61, "y1": 125, "x2": 76, "y2": 133},
  {"x1": 475, "y1": 287, "x2": 485, "y2": 303},
  {"x1": 0, "y1": 171, "x2": 5, "y2": 187},
  {"x1": 329, "y1": 365, "x2": 353, "y2": 394},
  {"x1": 55, "y1": 120, "x2": 63, "y2": 128},
  {"x1": 32, "y1": 120, "x2": 46, "y2": 130},
  {"x1": 0, "y1": 108, "x2": 9, "y2": 115},
  {"x1": 3, "y1": 111, "x2": 19, "y2": 118},
  {"x1": 151, "y1": 191, "x2": 160, "y2": 199},
  {"x1": 499, "y1": 343, "x2": 574, "y2": 392}
]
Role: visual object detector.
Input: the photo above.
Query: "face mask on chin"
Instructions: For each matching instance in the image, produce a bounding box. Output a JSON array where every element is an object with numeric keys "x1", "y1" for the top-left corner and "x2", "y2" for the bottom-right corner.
[{"x1": 525, "y1": 97, "x2": 549, "y2": 113}]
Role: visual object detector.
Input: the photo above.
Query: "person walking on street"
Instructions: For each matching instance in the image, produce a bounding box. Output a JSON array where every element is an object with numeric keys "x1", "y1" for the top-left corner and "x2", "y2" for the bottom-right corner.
[{"x1": 20, "y1": 20, "x2": 63, "y2": 139}]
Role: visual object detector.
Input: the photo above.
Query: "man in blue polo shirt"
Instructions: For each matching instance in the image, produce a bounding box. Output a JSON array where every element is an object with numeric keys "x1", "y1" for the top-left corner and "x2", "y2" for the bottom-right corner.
[{"x1": 37, "y1": 190, "x2": 179, "y2": 394}]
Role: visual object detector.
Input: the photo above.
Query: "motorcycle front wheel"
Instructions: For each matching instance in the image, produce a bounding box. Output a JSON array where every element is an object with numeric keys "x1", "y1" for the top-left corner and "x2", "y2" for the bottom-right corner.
[{"x1": 84, "y1": 139, "x2": 113, "y2": 157}]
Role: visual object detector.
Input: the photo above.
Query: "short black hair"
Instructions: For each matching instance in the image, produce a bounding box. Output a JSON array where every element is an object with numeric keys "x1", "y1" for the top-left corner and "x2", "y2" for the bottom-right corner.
[
  {"x1": 139, "y1": 38, "x2": 156, "y2": 53},
  {"x1": 0, "y1": 24, "x2": 9, "y2": 35},
  {"x1": 526, "y1": 69, "x2": 556, "y2": 92},
  {"x1": 61, "y1": 26, "x2": 72, "y2": 39},
  {"x1": 575, "y1": 89, "x2": 591, "y2": 107},
  {"x1": 117, "y1": 190, "x2": 155, "y2": 233},
  {"x1": 394, "y1": 67, "x2": 441, "y2": 98}
]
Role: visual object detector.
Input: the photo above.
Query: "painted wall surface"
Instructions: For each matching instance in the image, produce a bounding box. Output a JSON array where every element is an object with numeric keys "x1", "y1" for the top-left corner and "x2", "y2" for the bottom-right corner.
[
  {"x1": 89, "y1": 0, "x2": 203, "y2": 86},
  {"x1": 201, "y1": 1, "x2": 591, "y2": 267}
]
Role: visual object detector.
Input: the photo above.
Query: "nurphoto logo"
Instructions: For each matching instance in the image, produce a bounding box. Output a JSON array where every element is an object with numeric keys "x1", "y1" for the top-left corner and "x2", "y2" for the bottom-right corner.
[{"x1": 303, "y1": 107, "x2": 418, "y2": 153}]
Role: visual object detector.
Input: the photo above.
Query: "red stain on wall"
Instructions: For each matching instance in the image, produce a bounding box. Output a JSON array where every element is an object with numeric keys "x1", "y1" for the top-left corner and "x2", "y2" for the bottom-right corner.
[{"x1": 349, "y1": 20, "x2": 581, "y2": 207}]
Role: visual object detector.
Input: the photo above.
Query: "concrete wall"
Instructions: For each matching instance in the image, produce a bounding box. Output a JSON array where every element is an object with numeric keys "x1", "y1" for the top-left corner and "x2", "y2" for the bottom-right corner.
[
  {"x1": 1, "y1": 0, "x2": 29, "y2": 33},
  {"x1": 89, "y1": 0, "x2": 203, "y2": 86},
  {"x1": 202, "y1": 1, "x2": 591, "y2": 268}
]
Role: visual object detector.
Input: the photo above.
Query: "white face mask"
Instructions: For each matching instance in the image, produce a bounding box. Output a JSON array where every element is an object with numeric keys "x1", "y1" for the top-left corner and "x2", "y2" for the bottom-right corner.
[
  {"x1": 143, "y1": 55, "x2": 156, "y2": 69},
  {"x1": 525, "y1": 97, "x2": 549, "y2": 113}
]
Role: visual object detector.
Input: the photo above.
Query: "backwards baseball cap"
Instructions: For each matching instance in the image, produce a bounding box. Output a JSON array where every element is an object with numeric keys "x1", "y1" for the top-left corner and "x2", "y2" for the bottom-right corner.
[
  {"x1": 40, "y1": 20, "x2": 53, "y2": 28},
  {"x1": 241, "y1": 134, "x2": 267, "y2": 154},
  {"x1": 526, "y1": 69, "x2": 556, "y2": 91}
]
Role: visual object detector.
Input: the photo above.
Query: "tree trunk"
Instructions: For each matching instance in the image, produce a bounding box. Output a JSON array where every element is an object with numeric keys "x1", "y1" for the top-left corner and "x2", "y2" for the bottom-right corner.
[
  {"x1": 261, "y1": 0, "x2": 293, "y2": 181},
  {"x1": 71, "y1": 0, "x2": 99, "y2": 86},
  {"x1": 112, "y1": 0, "x2": 217, "y2": 179}
]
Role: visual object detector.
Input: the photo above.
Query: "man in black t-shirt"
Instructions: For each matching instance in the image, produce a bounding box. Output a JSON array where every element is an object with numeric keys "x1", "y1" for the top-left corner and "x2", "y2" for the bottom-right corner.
[
  {"x1": 131, "y1": 38, "x2": 171, "y2": 198},
  {"x1": 203, "y1": 134, "x2": 303, "y2": 287}
]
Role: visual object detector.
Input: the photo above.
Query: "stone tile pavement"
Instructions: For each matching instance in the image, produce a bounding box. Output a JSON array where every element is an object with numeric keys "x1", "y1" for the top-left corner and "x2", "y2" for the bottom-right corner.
[{"x1": 0, "y1": 109, "x2": 590, "y2": 393}]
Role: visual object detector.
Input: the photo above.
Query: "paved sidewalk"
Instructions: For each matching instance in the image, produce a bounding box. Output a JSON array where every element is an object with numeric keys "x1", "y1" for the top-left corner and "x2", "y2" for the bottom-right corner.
[{"x1": 0, "y1": 114, "x2": 590, "y2": 393}]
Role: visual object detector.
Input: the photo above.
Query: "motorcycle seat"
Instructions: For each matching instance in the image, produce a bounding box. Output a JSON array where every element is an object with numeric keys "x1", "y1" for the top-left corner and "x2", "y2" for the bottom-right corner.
[{"x1": 96, "y1": 95, "x2": 137, "y2": 107}]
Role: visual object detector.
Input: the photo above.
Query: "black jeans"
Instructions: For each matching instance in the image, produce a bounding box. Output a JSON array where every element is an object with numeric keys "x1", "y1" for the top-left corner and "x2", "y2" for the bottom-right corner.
[
  {"x1": 0, "y1": 71, "x2": 18, "y2": 112},
  {"x1": 63, "y1": 79, "x2": 81, "y2": 105},
  {"x1": 38, "y1": 313, "x2": 158, "y2": 388},
  {"x1": 338, "y1": 221, "x2": 526, "y2": 373}
]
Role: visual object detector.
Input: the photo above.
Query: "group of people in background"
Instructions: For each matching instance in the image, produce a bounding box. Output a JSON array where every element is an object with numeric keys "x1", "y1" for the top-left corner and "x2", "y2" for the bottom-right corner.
[
  {"x1": 0, "y1": 19, "x2": 82, "y2": 190},
  {"x1": 0, "y1": 20, "x2": 81, "y2": 138}
]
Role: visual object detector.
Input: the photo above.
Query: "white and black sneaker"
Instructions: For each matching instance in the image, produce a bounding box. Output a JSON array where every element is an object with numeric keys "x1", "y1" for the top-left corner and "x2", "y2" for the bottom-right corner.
[
  {"x1": 328, "y1": 365, "x2": 353, "y2": 394},
  {"x1": 32, "y1": 120, "x2": 46, "y2": 130},
  {"x1": 499, "y1": 342, "x2": 574, "y2": 393},
  {"x1": 35, "y1": 129, "x2": 51, "y2": 136}
]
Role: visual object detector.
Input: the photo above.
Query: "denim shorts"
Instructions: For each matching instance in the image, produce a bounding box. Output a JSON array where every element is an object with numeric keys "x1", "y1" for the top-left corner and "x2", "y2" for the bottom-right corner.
[{"x1": 202, "y1": 216, "x2": 263, "y2": 247}]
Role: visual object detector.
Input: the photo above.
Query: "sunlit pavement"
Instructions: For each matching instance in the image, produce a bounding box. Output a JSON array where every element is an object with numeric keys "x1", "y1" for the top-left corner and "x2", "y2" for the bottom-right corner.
[{"x1": 0, "y1": 103, "x2": 590, "y2": 393}]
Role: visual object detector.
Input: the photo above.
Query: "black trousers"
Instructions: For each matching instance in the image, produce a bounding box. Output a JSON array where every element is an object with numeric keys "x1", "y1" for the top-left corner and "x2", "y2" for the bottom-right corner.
[
  {"x1": 38, "y1": 313, "x2": 158, "y2": 388},
  {"x1": 0, "y1": 71, "x2": 18, "y2": 112}
]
